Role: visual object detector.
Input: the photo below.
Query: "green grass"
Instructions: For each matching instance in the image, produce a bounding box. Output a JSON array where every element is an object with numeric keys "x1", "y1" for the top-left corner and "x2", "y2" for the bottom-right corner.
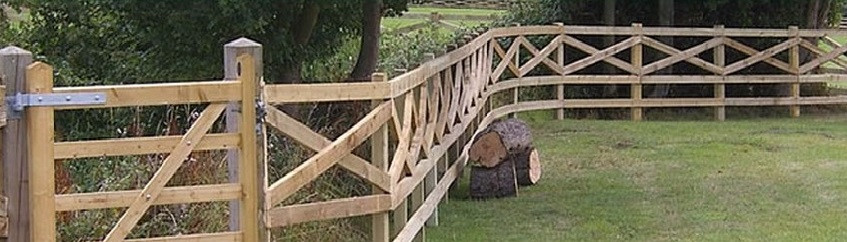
[
  {"x1": 382, "y1": 7, "x2": 497, "y2": 35},
  {"x1": 382, "y1": 18, "x2": 426, "y2": 29},
  {"x1": 428, "y1": 115, "x2": 847, "y2": 241},
  {"x1": 382, "y1": 18, "x2": 488, "y2": 28},
  {"x1": 406, "y1": 7, "x2": 504, "y2": 16}
]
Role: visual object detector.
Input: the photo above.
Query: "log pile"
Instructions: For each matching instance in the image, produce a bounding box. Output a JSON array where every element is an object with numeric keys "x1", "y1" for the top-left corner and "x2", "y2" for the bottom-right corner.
[{"x1": 468, "y1": 118, "x2": 541, "y2": 199}]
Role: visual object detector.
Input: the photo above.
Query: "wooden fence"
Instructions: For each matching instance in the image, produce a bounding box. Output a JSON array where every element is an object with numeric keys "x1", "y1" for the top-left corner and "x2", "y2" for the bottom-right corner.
[{"x1": 3, "y1": 24, "x2": 847, "y2": 241}]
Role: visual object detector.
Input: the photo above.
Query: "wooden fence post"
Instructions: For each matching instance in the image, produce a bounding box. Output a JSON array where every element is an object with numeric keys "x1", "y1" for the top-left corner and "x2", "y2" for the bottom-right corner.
[
  {"x1": 0, "y1": 46, "x2": 32, "y2": 242},
  {"x1": 714, "y1": 25, "x2": 726, "y2": 121},
  {"x1": 371, "y1": 73, "x2": 390, "y2": 242},
  {"x1": 511, "y1": 24, "x2": 521, "y2": 119},
  {"x1": 422, "y1": 54, "x2": 439, "y2": 228},
  {"x1": 789, "y1": 26, "x2": 801, "y2": 118},
  {"x1": 26, "y1": 62, "x2": 55, "y2": 242},
  {"x1": 410, "y1": 80, "x2": 426, "y2": 242},
  {"x1": 631, "y1": 23, "x2": 643, "y2": 121},
  {"x1": 224, "y1": 38, "x2": 265, "y2": 241},
  {"x1": 554, "y1": 23, "x2": 565, "y2": 120}
]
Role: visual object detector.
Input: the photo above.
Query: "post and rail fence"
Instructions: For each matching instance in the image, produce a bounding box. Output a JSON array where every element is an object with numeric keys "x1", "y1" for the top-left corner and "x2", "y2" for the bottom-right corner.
[{"x1": 0, "y1": 23, "x2": 846, "y2": 241}]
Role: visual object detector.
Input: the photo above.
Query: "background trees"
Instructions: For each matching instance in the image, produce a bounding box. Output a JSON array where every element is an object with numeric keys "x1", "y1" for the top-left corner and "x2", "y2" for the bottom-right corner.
[{"x1": 2, "y1": 0, "x2": 407, "y2": 86}]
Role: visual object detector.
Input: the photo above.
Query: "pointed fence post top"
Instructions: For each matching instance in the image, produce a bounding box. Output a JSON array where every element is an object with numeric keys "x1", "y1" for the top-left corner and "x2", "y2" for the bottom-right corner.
[
  {"x1": 223, "y1": 37, "x2": 263, "y2": 80},
  {"x1": 225, "y1": 37, "x2": 262, "y2": 48},
  {"x1": 0, "y1": 46, "x2": 32, "y2": 56}
]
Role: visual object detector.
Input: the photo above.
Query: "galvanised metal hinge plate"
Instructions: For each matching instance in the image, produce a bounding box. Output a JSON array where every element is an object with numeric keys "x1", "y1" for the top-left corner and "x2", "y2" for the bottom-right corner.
[{"x1": 5, "y1": 92, "x2": 107, "y2": 119}]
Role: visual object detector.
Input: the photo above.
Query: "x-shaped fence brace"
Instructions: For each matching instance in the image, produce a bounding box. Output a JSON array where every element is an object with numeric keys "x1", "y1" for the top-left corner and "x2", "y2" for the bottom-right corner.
[
  {"x1": 262, "y1": 41, "x2": 491, "y2": 213},
  {"x1": 489, "y1": 33, "x2": 847, "y2": 81}
]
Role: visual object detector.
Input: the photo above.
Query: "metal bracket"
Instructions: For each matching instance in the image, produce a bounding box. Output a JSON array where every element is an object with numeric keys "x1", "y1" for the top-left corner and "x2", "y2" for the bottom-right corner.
[
  {"x1": 6, "y1": 92, "x2": 107, "y2": 119},
  {"x1": 255, "y1": 99, "x2": 266, "y2": 134}
]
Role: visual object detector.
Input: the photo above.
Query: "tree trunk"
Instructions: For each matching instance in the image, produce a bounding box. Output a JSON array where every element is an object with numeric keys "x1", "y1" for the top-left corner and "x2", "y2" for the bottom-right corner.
[
  {"x1": 650, "y1": 0, "x2": 674, "y2": 98},
  {"x1": 349, "y1": 0, "x2": 383, "y2": 81},
  {"x1": 291, "y1": 2, "x2": 321, "y2": 47},
  {"x1": 280, "y1": 2, "x2": 321, "y2": 85},
  {"x1": 602, "y1": 0, "x2": 618, "y2": 99},
  {"x1": 279, "y1": 2, "x2": 320, "y2": 120}
]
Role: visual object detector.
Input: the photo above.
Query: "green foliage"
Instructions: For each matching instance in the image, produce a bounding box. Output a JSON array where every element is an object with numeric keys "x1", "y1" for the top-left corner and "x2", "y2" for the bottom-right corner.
[
  {"x1": 379, "y1": 24, "x2": 454, "y2": 76},
  {"x1": 5, "y1": 0, "x2": 374, "y2": 84},
  {"x1": 498, "y1": 0, "x2": 845, "y2": 28}
]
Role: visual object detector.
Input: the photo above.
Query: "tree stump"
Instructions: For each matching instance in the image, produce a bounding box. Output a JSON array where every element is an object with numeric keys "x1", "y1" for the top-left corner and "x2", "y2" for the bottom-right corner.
[{"x1": 470, "y1": 159, "x2": 518, "y2": 199}]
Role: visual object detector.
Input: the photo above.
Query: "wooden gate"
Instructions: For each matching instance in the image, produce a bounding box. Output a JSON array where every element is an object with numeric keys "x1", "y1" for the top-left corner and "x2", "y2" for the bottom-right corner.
[{"x1": 6, "y1": 39, "x2": 262, "y2": 241}]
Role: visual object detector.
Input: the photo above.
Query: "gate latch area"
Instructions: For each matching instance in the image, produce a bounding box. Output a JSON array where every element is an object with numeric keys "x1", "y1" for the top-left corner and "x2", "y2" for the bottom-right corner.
[{"x1": 6, "y1": 92, "x2": 107, "y2": 118}]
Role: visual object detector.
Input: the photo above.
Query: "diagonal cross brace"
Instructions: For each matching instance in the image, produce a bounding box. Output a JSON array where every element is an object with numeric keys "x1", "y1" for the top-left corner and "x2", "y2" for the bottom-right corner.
[
  {"x1": 265, "y1": 101, "x2": 393, "y2": 208},
  {"x1": 104, "y1": 103, "x2": 227, "y2": 242},
  {"x1": 263, "y1": 106, "x2": 392, "y2": 192},
  {"x1": 805, "y1": 38, "x2": 847, "y2": 69},
  {"x1": 799, "y1": 38, "x2": 847, "y2": 74},
  {"x1": 562, "y1": 35, "x2": 640, "y2": 75},
  {"x1": 723, "y1": 37, "x2": 798, "y2": 74},
  {"x1": 491, "y1": 37, "x2": 523, "y2": 82},
  {"x1": 518, "y1": 35, "x2": 566, "y2": 76},
  {"x1": 641, "y1": 36, "x2": 724, "y2": 75}
]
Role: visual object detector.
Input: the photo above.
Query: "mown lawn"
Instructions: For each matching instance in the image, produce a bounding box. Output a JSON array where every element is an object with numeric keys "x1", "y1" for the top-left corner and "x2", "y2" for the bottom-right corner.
[
  {"x1": 428, "y1": 115, "x2": 847, "y2": 241},
  {"x1": 382, "y1": 7, "x2": 496, "y2": 34},
  {"x1": 406, "y1": 7, "x2": 504, "y2": 16}
]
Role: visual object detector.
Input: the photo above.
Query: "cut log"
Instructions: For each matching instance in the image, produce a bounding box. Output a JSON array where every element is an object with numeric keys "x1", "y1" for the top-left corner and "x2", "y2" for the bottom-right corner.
[
  {"x1": 470, "y1": 159, "x2": 518, "y2": 199},
  {"x1": 468, "y1": 132, "x2": 508, "y2": 168},
  {"x1": 469, "y1": 118, "x2": 533, "y2": 168},
  {"x1": 469, "y1": 118, "x2": 541, "y2": 198},
  {"x1": 515, "y1": 148, "x2": 541, "y2": 186}
]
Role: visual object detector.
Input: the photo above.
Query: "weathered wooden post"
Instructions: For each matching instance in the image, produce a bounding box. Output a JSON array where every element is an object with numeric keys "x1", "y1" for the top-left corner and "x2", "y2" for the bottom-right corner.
[
  {"x1": 631, "y1": 23, "x2": 644, "y2": 121},
  {"x1": 0, "y1": 46, "x2": 33, "y2": 242},
  {"x1": 223, "y1": 38, "x2": 265, "y2": 241},
  {"x1": 714, "y1": 25, "x2": 726, "y2": 121},
  {"x1": 554, "y1": 23, "x2": 565, "y2": 120},
  {"x1": 511, "y1": 23, "x2": 521, "y2": 118},
  {"x1": 26, "y1": 62, "x2": 55, "y2": 242},
  {"x1": 410, "y1": 74, "x2": 426, "y2": 242},
  {"x1": 789, "y1": 26, "x2": 801, "y2": 118},
  {"x1": 371, "y1": 73, "x2": 390, "y2": 242},
  {"x1": 393, "y1": 90, "x2": 409, "y2": 239}
]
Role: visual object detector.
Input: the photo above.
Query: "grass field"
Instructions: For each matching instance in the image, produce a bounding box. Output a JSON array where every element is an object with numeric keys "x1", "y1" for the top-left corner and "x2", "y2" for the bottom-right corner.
[
  {"x1": 406, "y1": 7, "x2": 504, "y2": 16},
  {"x1": 382, "y1": 7, "x2": 500, "y2": 34},
  {"x1": 428, "y1": 115, "x2": 847, "y2": 241}
]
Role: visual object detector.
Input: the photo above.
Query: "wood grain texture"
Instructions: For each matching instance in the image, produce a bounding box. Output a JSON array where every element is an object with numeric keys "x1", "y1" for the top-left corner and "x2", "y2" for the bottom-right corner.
[
  {"x1": 26, "y1": 62, "x2": 55, "y2": 242},
  {"x1": 54, "y1": 184, "x2": 241, "y2": 211},
  {"x1": 0, "y1": 46, "x2": 32, "y2": 242},
  {"x1": 54, "y1": 133, "x2": 239, "y2": 159}
]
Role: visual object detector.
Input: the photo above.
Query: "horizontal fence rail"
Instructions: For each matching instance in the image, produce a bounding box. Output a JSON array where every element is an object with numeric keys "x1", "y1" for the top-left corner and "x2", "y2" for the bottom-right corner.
[{"x1": 7, "y1": 24, "x2": 847, "y2": 242}]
